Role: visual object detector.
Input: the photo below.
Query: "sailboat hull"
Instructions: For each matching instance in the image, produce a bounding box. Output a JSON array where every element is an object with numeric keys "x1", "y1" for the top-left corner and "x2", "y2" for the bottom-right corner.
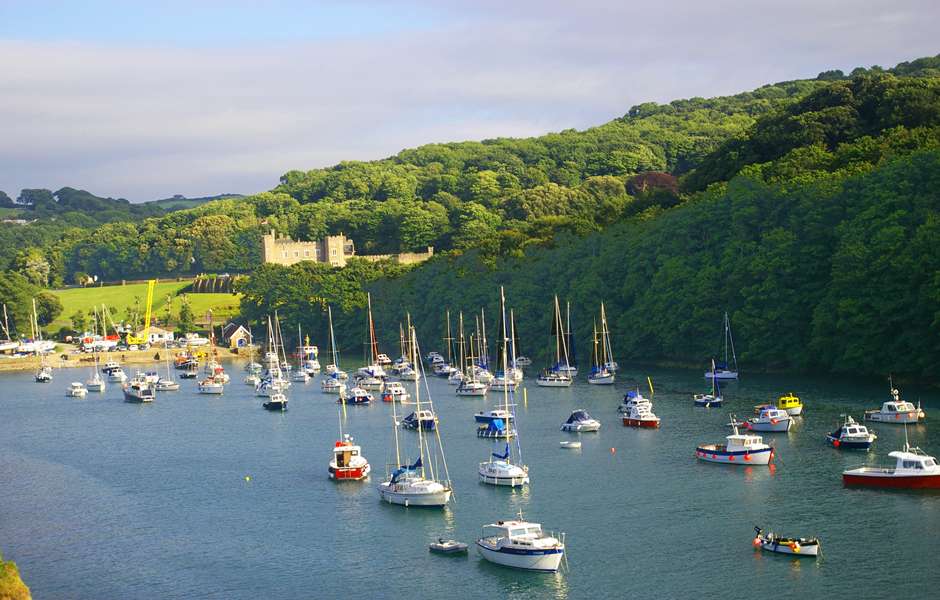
[
  {"x1": 705, "y1": 370, "x2": 738, "y2": 380},
  {"x1": 587, "y1": 374, "x2": 614, "y2": 385},
  {"x1": 478, "y1": 462, "x2": 529, "y2": 487},
  {"x1": 378, "y1": 484, "x2": 451, "y2": 507}
]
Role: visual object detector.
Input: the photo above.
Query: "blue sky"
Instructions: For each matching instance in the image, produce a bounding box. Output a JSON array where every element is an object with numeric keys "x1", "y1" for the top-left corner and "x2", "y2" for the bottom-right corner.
[{"x1": 0, "y1": 0, "x2": 937, "y2": 201}]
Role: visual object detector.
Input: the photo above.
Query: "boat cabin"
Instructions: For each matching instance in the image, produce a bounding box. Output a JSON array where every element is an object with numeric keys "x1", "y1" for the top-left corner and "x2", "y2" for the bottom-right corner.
[
  {"x1": 333, "y1": 441, "x2": 361, "y2": 468},
  {"x1": 890, "y1": 449, "x2": 939, "y2": 472},
  {"x1": 483, "y1": 521, "x2": 543, "y2": 540},
  {"x1": 881, "y1": 401, "x2": 916, "y2": 414},
  {"x1": 727, "y1": 433, "x2": 764, "y2": 450},
  {"x1": 777, "y1": 394, "x2": 801, "y2": 410}
]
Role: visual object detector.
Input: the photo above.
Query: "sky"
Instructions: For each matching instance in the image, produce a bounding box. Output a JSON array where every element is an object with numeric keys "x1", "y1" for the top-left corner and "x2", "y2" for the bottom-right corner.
[{"x1": 0, "y1": 0, "x2": 937, "y2": 202}]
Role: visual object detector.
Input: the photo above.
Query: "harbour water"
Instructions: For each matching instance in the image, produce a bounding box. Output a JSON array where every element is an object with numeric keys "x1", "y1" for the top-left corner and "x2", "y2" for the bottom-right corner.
[{"x1": 1, "y1": 364, "x2": 938, "y2": 599}]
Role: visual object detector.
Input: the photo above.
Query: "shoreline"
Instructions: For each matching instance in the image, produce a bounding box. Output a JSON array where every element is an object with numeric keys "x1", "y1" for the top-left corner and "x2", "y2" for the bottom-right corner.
[{"x1": 0, "y1": 346, "x2": 243, "y2": 373}]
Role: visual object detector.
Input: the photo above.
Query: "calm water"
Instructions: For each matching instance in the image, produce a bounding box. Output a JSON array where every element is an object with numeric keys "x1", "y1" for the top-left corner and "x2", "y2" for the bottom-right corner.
[{"x1": 1, "y1": 363, "x2": 939, "y2": 599}]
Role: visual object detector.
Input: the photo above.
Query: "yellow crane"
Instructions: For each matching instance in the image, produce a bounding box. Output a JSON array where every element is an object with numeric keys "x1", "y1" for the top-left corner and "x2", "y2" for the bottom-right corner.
[{"x1": 125, "y1": 279, "x2": 156, "y2": 346}]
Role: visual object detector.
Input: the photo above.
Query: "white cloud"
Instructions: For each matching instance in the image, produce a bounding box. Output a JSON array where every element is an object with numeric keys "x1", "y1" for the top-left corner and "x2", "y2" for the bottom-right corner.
[{"x1": 0, "y1": 0, "x2": 936, "y2": 200}]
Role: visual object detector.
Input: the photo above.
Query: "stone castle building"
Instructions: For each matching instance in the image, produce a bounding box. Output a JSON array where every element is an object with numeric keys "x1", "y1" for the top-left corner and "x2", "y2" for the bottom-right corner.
[{"x1": 261, "y1": 230, "x2": 433, "y2": 267}]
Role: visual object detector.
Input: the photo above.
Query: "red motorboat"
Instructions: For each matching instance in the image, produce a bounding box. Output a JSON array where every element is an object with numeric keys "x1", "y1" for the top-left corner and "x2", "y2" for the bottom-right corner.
[
  {"x1": 622, "y1": 402, "x2": 660, "y2": 428},
  {"x1": 843, "y1": 440, "x2": 940, "y2": 489},
  {"x1": 329, "y1": 434, "x2": 370, "y2": 481}
]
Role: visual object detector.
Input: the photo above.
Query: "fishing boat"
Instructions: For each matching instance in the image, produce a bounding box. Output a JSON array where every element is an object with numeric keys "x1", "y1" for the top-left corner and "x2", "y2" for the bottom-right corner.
[
  {"x1": 705, "y1": 312, "x2": 739, "y2": 379},
  {"x1": 864, "y1": 385, "x2": 922, "y2": 424},
  {"x1": 537, "y1": 297, "x2": 574, "y2": 387},
  {"x1": 587, "y1": 304, "x2": 615, "y2": 385},
  {"x1": 66, "y1": 382, "x2": 88, "y2": 398},
  {"x1": 696, "y1": 416, "x2": 774, "y2": 465},
  {"x1": 622, "y1": 402, "x2": 660, "y2": 428},
  {"x1": 34, "y1": 364, "x2": 53, "y2": 383},
  {"x1": 735, "y1": 406, "x2": 791, "y2": 433},
  {"x1": 381, "y1": 381, "x2": 411, "y2": 403},
  {"x1": 842, "y1": 429, "x2": 940, "y2": 489},
  {"x1": 561, "y1": 409, "x2": 600, "y2": 432},
  {"x1": 123, "y1": 378, "x2": 155, "y2": 403},
  {"x1": 339, "y1": 386, "x2": 373, "y2": 405},
  {"x1": 329, "y1": 434, "x2": 370, "y2": 480},
  {"x1": 429, "y1": 539, "x2": 468, "y2": 554},
  {"x1": 401, "y1": 410, "x2": 438, "y2": 431},
  {"x1": 776, "y1": 393, "x2": 803, "y2": 416},
  {"x1": 198, "y1": 378, "x2": 224, "y2": 395},
  {"x1": 826, "y1": 415, "x2": 877, "y2": 450},
  {"x1": 476, "y1": 519, "x2": 566, "y2": 572},
  {"x1": 378, "y1": 327, "x2": 453, "y2": 508},
  {"x1": 753, "y1": 527, "x2": 820, "y2": 557},
  {"x1": 263, "y1": 392, "x2": 288, "y2": 411},
  {"x1": 694, "y1": 361, "x2": 722, "y2": 407},
  {"x1": 479, "y1": 287, "x2": 529, "y2": 488}
]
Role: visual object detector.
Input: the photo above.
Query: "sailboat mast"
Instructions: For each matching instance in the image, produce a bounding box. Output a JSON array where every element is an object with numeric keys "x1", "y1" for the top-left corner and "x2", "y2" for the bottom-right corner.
[
  {"x1": 445, "y1": 310, "x2": 453, "y2": 366},
  {"x1": 328, "y1": 305, "x2": 339, "y2": 367},
  {"x1": 458, "y1": 312, "x2": 466, "y2": 375},
  {"x1": 367, "y1": 292, "x2": 378, "y2": 364},
  {"x1": 480, "y1": 309, "x2": 488, "y2": 370},
  {"x1": 509, "y1": 309, "x2": 518, "y2": 368},
  {"x1": 601, "y1": 302, "x2": 613, "y2": 366},
  {"x1": 411, "y1": 326, "x2": 428, "y2": 479}
]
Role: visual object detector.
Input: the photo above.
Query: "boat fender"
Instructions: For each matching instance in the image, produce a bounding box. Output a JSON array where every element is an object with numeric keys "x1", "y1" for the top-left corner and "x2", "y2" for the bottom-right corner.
[
  {"x1": 752, "y1": 538, "x2": 761, "y2": 547},
  {"x1": 744, "y1": 454, "x2": 751, "y2": 461},
  {"x1": 833, "y1": 439, "x2": 840, "y2": 448},
  {"x1": 789, "y1": 542, "x2": 800, "y2": 553},
  {"x1": 770, "y1": 419, "x2": 779, "y2": 425}
]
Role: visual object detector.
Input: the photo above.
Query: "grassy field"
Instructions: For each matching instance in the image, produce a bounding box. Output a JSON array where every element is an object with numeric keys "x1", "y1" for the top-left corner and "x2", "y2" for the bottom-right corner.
[{"x1": 50, "y1": 280, "x2": 241, "y2": 330}]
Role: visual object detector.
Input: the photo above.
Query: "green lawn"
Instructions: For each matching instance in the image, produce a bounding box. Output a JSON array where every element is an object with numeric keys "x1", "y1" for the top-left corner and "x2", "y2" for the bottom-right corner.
[{"x1": 50, "y1": 280, "x2": 241, "y2": 330}]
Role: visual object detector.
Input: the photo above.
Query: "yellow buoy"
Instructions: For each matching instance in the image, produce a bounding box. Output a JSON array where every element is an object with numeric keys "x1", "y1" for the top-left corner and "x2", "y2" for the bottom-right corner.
[{"x1": 244, "y1": 475, "x2": 252, "y2": 482}]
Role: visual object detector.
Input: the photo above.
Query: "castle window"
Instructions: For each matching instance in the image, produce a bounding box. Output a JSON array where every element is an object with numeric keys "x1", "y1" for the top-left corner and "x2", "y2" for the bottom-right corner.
[
  {"x1": 331, "y1": 249, "x2": 337, "y2": 256},
  {"x1": 304, "y1": 250, "x2": 309, "y2": 257},
  {"x1": 294, "y1": 251, "x2": 299, "y2": 258},
  {"x1": 282, "y1": 251, "x2": 288, "y2": 258}
]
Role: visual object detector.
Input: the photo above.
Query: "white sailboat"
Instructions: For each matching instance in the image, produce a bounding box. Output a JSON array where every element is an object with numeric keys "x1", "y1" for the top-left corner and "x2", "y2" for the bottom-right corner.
[
  {"x1": 705, "y1": 312, "x2": 739, "y2": 379},
  {"x1": 355, "y1": 293, "x2": 387, "y2": 389},
  {"x1": 479, "y1": 287, "x2": 529, "y2": 487},
  {"x1": 321, "y1": 306, "x2": 345, "y2": 393},
  {"x1": 378, "y1": 326, "x2": 453, "y2": 507},
  {"x1": 456, "y1": 313, "x2": 487, "y2": 396},
  {"x1": 587, "y1": 304, "x2": 615, "y2": 385},
  {"x1": 536, "y1": 296, "x2": 573, "y2": 387}
]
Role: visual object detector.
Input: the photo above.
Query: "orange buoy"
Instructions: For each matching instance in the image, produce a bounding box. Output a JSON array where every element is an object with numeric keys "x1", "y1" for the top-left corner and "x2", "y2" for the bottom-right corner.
[{"x1": 610, "y1": 447, "x2": 616, "y2": 454}]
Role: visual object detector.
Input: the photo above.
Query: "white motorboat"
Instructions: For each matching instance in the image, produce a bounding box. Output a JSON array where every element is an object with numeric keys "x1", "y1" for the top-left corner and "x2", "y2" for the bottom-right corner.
[
  {"x1": 401, "y1": 410, "x2": 438, "y2": 431},
  {"x1": 736, "y1": 406, "x2": 791, "y2": 433},
  {"x1": 619, "y1": 389, "x2": 651, "y2": 413},
  {"x1": 397, "y1": 365, "x2": 420, "y2": 381},
  {"x1": 864, "y1": 386, "x2": 922, "y2": 424},
  {"x1": 476, "y1": 519, "x2": 565, "y2": 572},
  {"x1": 513, "y1": 356, "x2": 532, "y2": 367},
  {"x1": 559, "y1": 440, "x2": 581, "y2": 449},
  {"x1": 842, "y1": 435, "x2": 940, "y2": 489},
  {"x1": 561, "y1": 409, "x2": 600, "y2": 432},
  {"x1": 198, "y1": 378, "x2": 225, "y2": 395},
  {"x1": 475, "y1": 408, "x2": 515, "y2": 424},
  {"x1": 827, "y1": 415, "x2": 876, "y2": 450},
  {"x1": 339, "y1": 386, "x2": 373, "y2": 405},
  {"x1": 66, "y1": 382, "x2": 88, "y2": 398},
  {"x1": 291, "y1": 369, "x2": 310, "y2": 383},
  {"x1": 356, "y1": 375, "x2": 385, "y2": 391},
  {"x1": 263, "y1": 392, "x2": 288, "y2": 411},
  {"x1": 697, "y1": 416, "x2": 774, "y2": 465},
  {"x1": 245, "y1": 373, "x2": 261, "y2": 386},
  {"x1": 429, "y1": 539, "x2": 468, "y2": 554},
  {"x1": 622, "y1": 402, "x2": 660, "y2": 428},
  {"x1": 34, "y1": 365, "x2": 53, "y2": 383},
  {"x1": 107, "y1": 367, "x2": 127, "y2": 383},
  {"x1": 381, "y1": 381, "x2": 411, "y2": 403},
  {"x1": 123, "y1": 380, "x2": 155, "y2": 403}
]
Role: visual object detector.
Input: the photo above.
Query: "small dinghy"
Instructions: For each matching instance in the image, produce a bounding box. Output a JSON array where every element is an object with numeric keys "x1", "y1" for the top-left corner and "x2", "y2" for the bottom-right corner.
[
  {"x1": 429, "y1": 538, "x2": 468, "y2": 554},
  {"x1": 753, "y1": 527, "x2": 820, "y2": 557},
  {"x1": 559, "y1": 441, "x2": 581, "y2": 449}
]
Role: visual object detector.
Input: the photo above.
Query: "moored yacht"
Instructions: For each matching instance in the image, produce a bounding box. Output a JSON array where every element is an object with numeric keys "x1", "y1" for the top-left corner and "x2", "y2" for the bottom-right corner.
[
  {"x1": 622, "y1": 402, "x2": 660, "y2": 428},
  {"x1": 826, "y1": 415, "x2": 876, "y2": 450},
  {"x1": 696, "y1": 416, "x2": 774, "y2": 465},
  {"x1": 561, "y1": 409, "x2": 600, "y2": 432},
  {"x1": 401, "y1": 410, "x2": 438, "y2": 431},
  {"x1": 66, "y1": 382, "x2": 88, "y2": 398},
  {"x1": 476, "y1": 519, "x2": 565, "y2": 572},
  {"x1": 479, "y1": 443, "x2": 529, "y2": 486},
  {"x1": 123, "y1": 379, "x2": 155, "y2": 403},
  {"x1": 263, "y1": 392, "x2": 288, "y2": 411},
  {"x1": 864, "y1": 386, "x2": 922, "y2": 424},
  {"x1": 735, "y1": 406, "x2": 791, "y2": 433}
]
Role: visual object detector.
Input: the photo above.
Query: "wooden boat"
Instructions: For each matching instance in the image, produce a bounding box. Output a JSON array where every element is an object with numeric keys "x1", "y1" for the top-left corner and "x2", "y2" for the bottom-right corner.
[{"x1": 753, "y1": 527, "x2": 820, "y2": 557}]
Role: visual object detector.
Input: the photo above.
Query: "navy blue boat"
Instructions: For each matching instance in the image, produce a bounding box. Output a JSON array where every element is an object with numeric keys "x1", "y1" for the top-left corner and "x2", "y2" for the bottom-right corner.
[{"x1": 826, "y1": 415, "x2": 876, "y2": 450}]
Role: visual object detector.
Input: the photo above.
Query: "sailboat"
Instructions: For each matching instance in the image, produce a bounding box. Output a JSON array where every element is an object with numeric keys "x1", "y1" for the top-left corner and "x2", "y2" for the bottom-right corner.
[
  {"x1": 355, "y1": 293, "x2": 386, "y2": 390},
  {"x1": 86, "y1": 352, "x2": 106, "y2": 392},
  {"x1": 557, "y1": 301, "x2": 579, "y2": 377},
  {"x1": 322, "y1": 306, "x2": 345, "y2": 393},
  {"x1": 31, "y1": 299, "x2": 53, "y2": 383},
  {"x1": 705, "y1": 312, "x2": 739, "y2": 379},
  {"x1": 155, "y1": 348, "x2": 180, "y2": 391},
  {"x1": 434, "y1": 311, "x2": 459, "y2": 378},
  {"x1": 479, "y1": 287, "x2": 529, "y2": 487},
  {"x1": 244, "y1": 327, "x2": 262, "y2": 386},
  {"x1": 256, "y1": 316, "x2": 287, "y2": 397},
  {"x1": 378, "y1": 326, "x2": 453, "y2": 507},
  {"x1": 587, "y1": 304, "x2": 615, "y2": 385},
  {"x1": 456, "y1": 314, "x2": 487, "y2": 396},
  {"x1": 694, "y1": 360, "x2": 723, "y2": 407},
  {"x1": 536, "y1": 296, "x2": 573, "y2": 387},
  {"x1": 291, "y1": 324, "x2": 311, "y2": 383},
  {"x1": 448, "y1": 313, "x2": 466, "y2": 386}
]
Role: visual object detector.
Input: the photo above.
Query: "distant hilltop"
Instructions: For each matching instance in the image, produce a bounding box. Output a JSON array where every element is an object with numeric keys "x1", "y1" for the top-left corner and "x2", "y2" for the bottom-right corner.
[{"x1": 147, "y1": 193, "x2": 245, "y2": 210}]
